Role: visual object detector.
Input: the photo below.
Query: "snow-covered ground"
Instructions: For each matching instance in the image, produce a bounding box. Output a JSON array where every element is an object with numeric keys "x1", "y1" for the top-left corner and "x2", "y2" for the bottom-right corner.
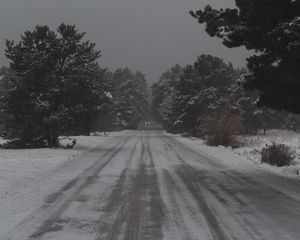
[
  {"x1": 235, "y1": 130, "x2": 300, "y2": 176},
  {"x1": 1, "y1": 130, "x2": 300, "y2": 240},
  {"x1": 0, "y1": 135, "x2": 102, "y2": 204},
  {"x1": 174, "y1": 129, "x2": 300, "y2": 178},
  {"x1": 0, "y1": 132, "x2": 128, "y2": 236}
]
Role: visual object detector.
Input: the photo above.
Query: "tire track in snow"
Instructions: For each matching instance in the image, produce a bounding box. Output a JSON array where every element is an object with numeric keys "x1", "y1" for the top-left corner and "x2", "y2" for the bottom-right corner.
[
  {"x1": 95, "y1": 137, "x2": 141, "y2": 240},
  {"x1": 154, "y1": 135, "x2": 213, "y2": 240},
  {"x1": 160, "y1": 136, "x2": 232, "y2": 240},
  {"x1": 161, "y1": 169, "x2": 200, "y2": 240},
  {"x1": 4, "y1": 135, "x2": 134, "y2": 240},
  {"x1": 96, "y1": 134, "x2": 164, "y2": 240},
  {"x1": 175, "y1": 165, "x2": 230, "y2": 240},
  {"x1": 164, "y1": 134, "x2": 297, "y2": 240}
]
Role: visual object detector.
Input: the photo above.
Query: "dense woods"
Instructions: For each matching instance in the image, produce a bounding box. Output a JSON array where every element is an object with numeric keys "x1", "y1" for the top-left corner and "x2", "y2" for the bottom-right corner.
[
  {"x1": 109, "y1": 68, "x2": 149, "y2": 130},
  {"x1": 0, "y1": 24, "x2": 149, "y2": 148},
  {"x1": 0, "y1": 0, "x2": 300, "y2": 149},
  {"x1": 151, "y1": 54, "x2": 300, "y2": 146},
  {"x1": 1, "y1": 3, "x2": 300, "y2": 239},
  {"x1": 190, "y1": 0, "x2": 300, "y2": 114}
]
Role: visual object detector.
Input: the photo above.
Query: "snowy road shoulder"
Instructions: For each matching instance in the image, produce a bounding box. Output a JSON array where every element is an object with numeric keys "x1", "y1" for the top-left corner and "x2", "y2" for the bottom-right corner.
[
  {"x1": 0, "y1": 131, "x2": 129, "y2": 236},
  {"x1": 166, "y1": 130, "x2": 300, "y2": 178},
  {"x1": 2, "y1": 130, "x2": 300, "y2": 240}
]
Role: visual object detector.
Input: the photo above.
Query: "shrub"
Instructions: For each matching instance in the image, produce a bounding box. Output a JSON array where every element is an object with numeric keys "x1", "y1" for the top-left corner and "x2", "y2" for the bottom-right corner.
[
  {"x1": 201, "y1": 114, "x2": 244, "y2": 147},
  {"x1": 261, "y1": 143, "x2": 295, "y2": 167}
]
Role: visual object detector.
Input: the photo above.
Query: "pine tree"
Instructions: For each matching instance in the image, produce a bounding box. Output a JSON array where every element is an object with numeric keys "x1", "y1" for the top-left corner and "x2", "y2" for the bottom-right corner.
[
  {"x1": 152, "y1": 55, "x2": 241, "y2": 136},
  {"x1": 3, "y1": 24, "x2": 108, "y2": 147},
  {"x1": 151, "y1": 64, "x2": 182, "y2": 127},
  {"x1": 110, "y1": 68, "x2": 149, "y2": 130},
  {"x1": 190, "y1": 0, "x2": 300, "y2": 113}
]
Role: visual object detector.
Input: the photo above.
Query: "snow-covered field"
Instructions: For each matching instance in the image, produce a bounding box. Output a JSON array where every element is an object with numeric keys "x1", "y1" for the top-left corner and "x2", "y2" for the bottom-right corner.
[{"x1": 175, "y1": 129, "x2": 300, "y2": 178}]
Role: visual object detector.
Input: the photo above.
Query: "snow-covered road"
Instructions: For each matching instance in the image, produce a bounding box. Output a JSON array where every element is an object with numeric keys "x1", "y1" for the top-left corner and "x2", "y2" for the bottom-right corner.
[{"x1": 2, "y1": 130, "x2": 300, "y2": 240}]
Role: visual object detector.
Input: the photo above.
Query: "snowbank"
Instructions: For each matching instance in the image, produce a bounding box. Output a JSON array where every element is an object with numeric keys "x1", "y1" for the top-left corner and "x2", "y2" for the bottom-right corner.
[
  {"x1": 171, "y1": 129, "x2": 300, "y2": 178},
  {"x1": 234, "y1": 130, "x2": 300, "y2": 177}
]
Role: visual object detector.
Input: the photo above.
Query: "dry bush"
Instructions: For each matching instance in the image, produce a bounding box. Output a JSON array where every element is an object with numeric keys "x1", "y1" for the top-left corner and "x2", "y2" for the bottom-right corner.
[
  {"x1": 261, "y1": 143, "x2": 295, "y2": 167},
  {"x1": 202, "y1": 114, "x2": 244, "y2": 147}
]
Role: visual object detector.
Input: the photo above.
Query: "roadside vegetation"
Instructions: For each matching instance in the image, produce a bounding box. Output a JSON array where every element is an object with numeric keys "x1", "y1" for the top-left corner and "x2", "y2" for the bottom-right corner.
[
  {"x1": 152, "y1": 0, "x2": 300, "y2": 167},
  {"x1": 0, "y1": 24, "x2": 149, "y2": 148},
  {"x1": 151, "y1": 55, "x2": 300, "y2": 150},
  {"x1": 261, "y1": 143, "x2": 296, "y2": 167},
  {"x1": 1, "y1": 0, "x2": 300, "y2": 170}
]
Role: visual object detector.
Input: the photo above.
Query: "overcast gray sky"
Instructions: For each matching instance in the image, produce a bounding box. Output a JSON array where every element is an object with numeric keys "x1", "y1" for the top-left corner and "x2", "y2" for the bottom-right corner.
[{"x1": 0, "y1": 0, "x2": 250, "y2": 82}]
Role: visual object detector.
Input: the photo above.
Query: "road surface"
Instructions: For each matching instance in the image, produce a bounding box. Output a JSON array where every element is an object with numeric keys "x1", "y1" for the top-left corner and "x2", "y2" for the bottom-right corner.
[{"x1": 3, "y1": 130, "x2": 300, "y2": 240}]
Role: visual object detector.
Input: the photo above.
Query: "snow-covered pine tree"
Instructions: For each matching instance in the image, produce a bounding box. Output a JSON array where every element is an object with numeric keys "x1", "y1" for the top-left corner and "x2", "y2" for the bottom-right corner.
[
  {"x1": 154, "y1": 55, "x2": 241, "y2": 136},
  {"x1": 3, "y1": 24, "x2": 109, "y2": 147},
  {"x1": 151, "y1": 64, "x2": 182, "y2": 129},
  {"x1": 190, "y1": 0, "x2": 300, "y2": 113},
  {"x1": 110, "y1": 68, "x2": 149, "y2": 130}
]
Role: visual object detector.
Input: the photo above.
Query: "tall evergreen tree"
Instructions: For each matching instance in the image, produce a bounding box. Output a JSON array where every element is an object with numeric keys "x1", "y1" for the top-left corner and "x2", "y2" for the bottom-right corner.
[
  {"x1": 3, "y1": 24, "x2": 109, "y2": 147},
  {"x1": 151, "y1": 64, "x2": 183, "y2": 125},
  {"x1": 110, "y1": 68, "x2": 149, "y2": 129},
  {"x1": 190, "y1": 0, "x2": 300, "y2": 113},
  {"x1": 152, "y1": 55, "x2": 241, "y2": 135}
]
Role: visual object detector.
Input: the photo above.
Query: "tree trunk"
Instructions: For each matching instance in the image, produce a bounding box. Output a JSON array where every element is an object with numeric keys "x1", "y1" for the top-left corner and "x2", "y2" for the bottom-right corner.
[
  {"x1": 84, "y1": 114, "x2": 91, "y2": 136},
  {"x1": 47, "y1": 130, "x2": 59, "y2": 148},
  {"x1": 191, "y1": 125, "x2": 197, "y2": 137}
]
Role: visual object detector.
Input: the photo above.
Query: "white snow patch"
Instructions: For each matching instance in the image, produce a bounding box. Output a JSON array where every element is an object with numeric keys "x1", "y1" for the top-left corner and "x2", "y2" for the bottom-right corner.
[
  {"x1": 235, "y1": 130, "x2": 300, "y2": 177},
  {"x1": 168, "y1": 129, "x2": 300, "y2": 178},
  {"x1": 0, "y1": 137, "x2": 8, "y2": 145}
]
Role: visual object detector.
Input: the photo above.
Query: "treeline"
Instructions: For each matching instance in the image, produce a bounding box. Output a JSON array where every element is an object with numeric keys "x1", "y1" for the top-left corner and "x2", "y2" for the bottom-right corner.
[
  {"x1": 99, "y1": 68, "x2": 149, "y2": 131},
  {"x1": 0, "y1": 24, "x2": 148, "y2": 148},
  {"x1": 151, "y1": 54, "x2": 300, "y2": 146},
  {"x1": 190, "y1": 0, "x2": 300, "y2": 115}
]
